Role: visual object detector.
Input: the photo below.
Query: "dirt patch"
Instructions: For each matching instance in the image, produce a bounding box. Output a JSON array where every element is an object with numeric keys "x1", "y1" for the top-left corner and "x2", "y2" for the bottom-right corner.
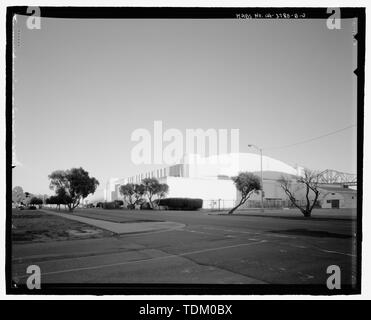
[
  {"x1": 12, "y1": 209, "x2": 113, "y2": 243},
  {"x1": 67, "y1": 229, "x2": 101, "y2": 237}
]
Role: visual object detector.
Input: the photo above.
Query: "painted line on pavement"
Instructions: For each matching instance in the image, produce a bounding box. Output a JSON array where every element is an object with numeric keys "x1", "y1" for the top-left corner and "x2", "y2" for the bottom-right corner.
[
  {"x1": 15, "y1": 240, "x2": 268, "y2": 279},
  {"x1": 315, "y1": 248, "x2": 356, "y2": 257},
  {"x1": 176, "y1": 229, "x2": 221, "y2": 236},
  {"x1": 194, "y1": 226, "x2": 355, "y2": 257}
]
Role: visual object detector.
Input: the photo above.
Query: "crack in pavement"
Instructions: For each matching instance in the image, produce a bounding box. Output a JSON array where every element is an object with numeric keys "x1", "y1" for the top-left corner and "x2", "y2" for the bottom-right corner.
[{"x1": 162, "y1": 248, "x2": 268, "y2": 284}]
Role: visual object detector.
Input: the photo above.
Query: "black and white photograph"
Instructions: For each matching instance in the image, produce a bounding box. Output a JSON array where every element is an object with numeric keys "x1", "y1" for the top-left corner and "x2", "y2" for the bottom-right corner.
[{"x1": 6, "y1": 6, "x2": 364, "y2": 296}]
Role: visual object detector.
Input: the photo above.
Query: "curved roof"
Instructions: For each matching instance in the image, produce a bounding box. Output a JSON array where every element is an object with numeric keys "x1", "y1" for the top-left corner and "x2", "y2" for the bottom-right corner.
[{"x1": 183, "y1": 153, "x2": 300, "y2": 178}]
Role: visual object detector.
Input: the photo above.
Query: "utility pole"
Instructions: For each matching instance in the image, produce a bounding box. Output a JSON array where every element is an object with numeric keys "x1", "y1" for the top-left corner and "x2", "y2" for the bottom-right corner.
[{"x1": 248, "y1": 144, "x2": 264, "y2": 212}]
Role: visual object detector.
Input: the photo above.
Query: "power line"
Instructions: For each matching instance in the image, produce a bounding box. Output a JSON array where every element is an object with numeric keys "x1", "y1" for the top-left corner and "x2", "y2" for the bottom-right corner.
[{"x1": 265, "y1": 124, "x2": 357, "y2": 150}]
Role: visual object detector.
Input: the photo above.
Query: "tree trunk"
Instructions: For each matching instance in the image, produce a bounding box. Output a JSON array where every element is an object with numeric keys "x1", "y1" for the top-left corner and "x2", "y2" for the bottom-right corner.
[
  {"x1": 284, "y1": 189, "x2": 312, "y2": 218},
  {"x1": 228, "y1": 206, "x2": 238, "y2": 214},
  {"x1": 148, "y1": 196, "x2": 154, "y2": 209},
  {"x1": 305, "y1": 185, "x2": 311, "y2": 214},
  {"x1": 228, "y1": 198, "x2": 245, "y2": 214},
  {"x1": 302, "y1": 210, "x2": 311, "y2": 218}
]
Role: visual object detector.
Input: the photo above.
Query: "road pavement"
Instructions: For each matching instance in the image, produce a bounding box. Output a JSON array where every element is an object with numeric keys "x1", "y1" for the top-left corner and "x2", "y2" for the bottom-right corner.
[{"x1": 11, "y1": 208, "x2": 358, "y2": 286}]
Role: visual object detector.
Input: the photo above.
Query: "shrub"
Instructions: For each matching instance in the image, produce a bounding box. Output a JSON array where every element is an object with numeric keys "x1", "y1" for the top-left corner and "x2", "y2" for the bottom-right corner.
[
  {"x1": 156, "y1": 198, "x2": 203, "y2": 210},
  {"x1": 102, "y1": 201, "x2": 121, "y2": 209},
  {"x1": 30, "y1": 197, "x2": 43, "y2": 206},
  {"x1": 114, "y1": 200, "x2": 124, "y2": 207},
  {"x1": 28, "y1": 205, "x2": 37, "y2": 210},
  {"x1": 140, "y1": 202, "x2": 153, "y2": 210}
]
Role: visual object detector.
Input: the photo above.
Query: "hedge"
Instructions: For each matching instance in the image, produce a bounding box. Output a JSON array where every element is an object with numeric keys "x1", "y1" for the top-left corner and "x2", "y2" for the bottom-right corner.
[
  {"x1": 155, "y1": 198, "x2": 203, "y2": 210},
  {"x1": 101, "y1": 201, "x2": 123, "y2": 209}
]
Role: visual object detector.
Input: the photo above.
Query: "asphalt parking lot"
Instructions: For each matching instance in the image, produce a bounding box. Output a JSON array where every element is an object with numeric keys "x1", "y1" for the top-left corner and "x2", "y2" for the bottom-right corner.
[{"x1": 11, "y1": 208, "x2": 358, "y2": 288}]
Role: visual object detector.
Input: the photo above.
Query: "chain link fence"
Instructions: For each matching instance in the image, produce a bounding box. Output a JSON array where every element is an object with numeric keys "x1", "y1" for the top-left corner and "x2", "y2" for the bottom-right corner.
[{"x1": 204, "y1": 199, "x2": 319, "y2": 210}]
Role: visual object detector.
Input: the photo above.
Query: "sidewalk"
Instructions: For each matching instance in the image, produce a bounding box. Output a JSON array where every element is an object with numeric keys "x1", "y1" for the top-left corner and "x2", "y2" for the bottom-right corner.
[{"x1": 41, "y1": 209, "x2": 185, "y2": 235}]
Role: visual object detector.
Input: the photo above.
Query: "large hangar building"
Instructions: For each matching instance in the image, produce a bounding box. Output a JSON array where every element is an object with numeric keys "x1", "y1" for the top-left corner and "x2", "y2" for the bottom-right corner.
[{"x1": 88, "y1": 153, "x2": 356, "y2": 210}]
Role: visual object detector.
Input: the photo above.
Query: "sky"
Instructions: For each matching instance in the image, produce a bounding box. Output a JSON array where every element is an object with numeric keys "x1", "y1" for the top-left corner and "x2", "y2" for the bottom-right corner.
[{"x1": 12, "y1": 16, "x2": 358, "y2": 195}]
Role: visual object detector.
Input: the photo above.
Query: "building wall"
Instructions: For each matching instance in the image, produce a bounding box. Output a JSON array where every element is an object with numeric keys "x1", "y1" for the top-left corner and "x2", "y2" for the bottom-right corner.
[
  {"x1": 165, "y1": 176, "x2": 237, "y2": 209},
  {"x1": 164, "y1": 177, "x2": 309, "y2": 210},
  {"x1": 236, "y1": 181, "x2": 357, "y2": 210},
  {"x1": 94, "y1": 153, "x2": 357, "y2": 210},
  {"x1": 320, "y1": 192, "x2": 344, "y2": 209},
  {"x1": 237, "y1": 179, "x2": 316, "y2": 209},
  {"x1": 91, "y1": 177, "x2": 357, "y2": 210},
  {"x1": 320, "y1": 190, "x2": 356, "y2": 209},
  {"x1": 343, "y1": 193, "x2": 357, "y2": 208}
]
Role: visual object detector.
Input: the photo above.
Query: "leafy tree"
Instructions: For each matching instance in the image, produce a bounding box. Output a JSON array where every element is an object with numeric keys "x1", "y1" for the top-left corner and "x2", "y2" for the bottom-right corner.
[
  {"x1": 114, "y1": 200, "x2": 124, "y2": 207},
  {"x1": 133, "y1": 184, "x2": 146, "y2": 206},
  {"x1": 46, "y1": 195, "x2": 62, "y2": 210},
  {"x1": 56, "y1": 188, "x2": 73, "y2": 209},
  {"x1": 119, "y1": 183, "x2": 145, "y2": 208},
  {"x1": 278, "y1": 169, "x2": 320, "y2": 218},
  {"x1": 48, "y1": 167, "x2": 99, "y2": 211},
  {"x1": 33, "y1": 194, "x2": 48, "y2": 204},
  {"x1": 12, "y1": 186, "x2": 25, "y2": 204},
  {"x1": 229, "y1": 172, "x2": 262, "y2": 214},
  {"x1": 23, "y1": 192, "x2": 32, "y2": 205},
  {"x1": 157, "y1": 183, "x2": 169, "y2": 202},
  {"x1": 46, "y1": 189, "x2": 73, "y2": 210},
  {"x1": 30, "y1": 197, "x2": 43, "y2": 206},
  {"x1": 119, "y1": 183, "x2": 136, "y2": 206},
  {"x1": 142, "y1": 178, "x2": 169, "y2": 209}
]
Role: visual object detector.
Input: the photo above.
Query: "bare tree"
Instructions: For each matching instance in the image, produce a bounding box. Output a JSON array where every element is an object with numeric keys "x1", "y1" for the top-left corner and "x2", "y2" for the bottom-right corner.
[{"x1": 278, "y1": 169, "x2": 321, "y2": 217}]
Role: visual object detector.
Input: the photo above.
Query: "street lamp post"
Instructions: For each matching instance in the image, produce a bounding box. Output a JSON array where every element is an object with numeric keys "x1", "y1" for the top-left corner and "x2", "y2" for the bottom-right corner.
[{"x1": 248, "y1": 144, "x2": 264, "y2": 212}]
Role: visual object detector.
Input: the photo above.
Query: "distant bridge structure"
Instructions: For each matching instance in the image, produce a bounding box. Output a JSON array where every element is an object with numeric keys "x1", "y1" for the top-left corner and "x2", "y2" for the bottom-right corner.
[{"x1": 317, "y1": 169, "x2": 357, "y2": 186}]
